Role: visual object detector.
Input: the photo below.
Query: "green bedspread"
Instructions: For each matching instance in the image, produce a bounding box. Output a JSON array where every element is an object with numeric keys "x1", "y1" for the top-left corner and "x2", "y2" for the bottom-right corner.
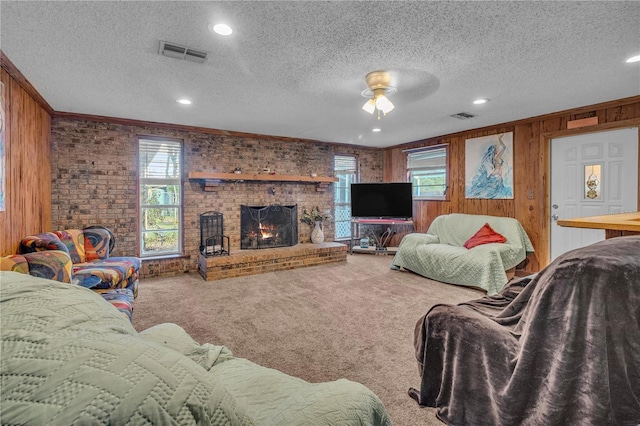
[
  {"x1": 391, "y1": 214, "x2": 534, "y2": 295},
  {"x1": 0, "y1": 272, "x2": 391, "y2": 425}
]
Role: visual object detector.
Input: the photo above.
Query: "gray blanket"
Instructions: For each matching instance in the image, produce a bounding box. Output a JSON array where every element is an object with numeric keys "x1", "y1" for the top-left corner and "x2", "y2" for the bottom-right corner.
[{"x1": 411, "y1": 236, "x2": 640, "y2": 425}]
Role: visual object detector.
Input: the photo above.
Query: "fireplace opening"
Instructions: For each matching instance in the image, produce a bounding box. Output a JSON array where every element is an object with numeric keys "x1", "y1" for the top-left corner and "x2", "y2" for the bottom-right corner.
[{"x1": 241, "y1": 205, "x2": 298, "y2": 249}]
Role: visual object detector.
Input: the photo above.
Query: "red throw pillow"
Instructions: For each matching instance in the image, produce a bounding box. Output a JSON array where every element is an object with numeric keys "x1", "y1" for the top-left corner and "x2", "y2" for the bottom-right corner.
[{"x1": 463, "y1": 223, "x2": 507, "y2": 249}]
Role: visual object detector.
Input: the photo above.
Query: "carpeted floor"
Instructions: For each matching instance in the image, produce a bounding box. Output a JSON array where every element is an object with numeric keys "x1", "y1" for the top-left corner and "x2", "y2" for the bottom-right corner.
[{"x1": 132, "y1": 253, "x2": 484, "y2": 426}]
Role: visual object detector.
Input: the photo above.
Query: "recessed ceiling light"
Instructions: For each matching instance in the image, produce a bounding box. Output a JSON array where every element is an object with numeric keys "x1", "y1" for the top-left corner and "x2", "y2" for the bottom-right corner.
[
  {"x1": 209, "y1": 23, "x2": 232, "y2": 36},
  {"x1": 473, "y1": 98, "x2": 488, "y2": 105},
  {"x1": 176, "y1": 99, "x2": 192, "y2": 105},
  {"x1": 372, "y1": 128, "x2": 382, "y2": 132},
  {"x1": 626, "y1": 54, "x2": 640, "y2": 63}
]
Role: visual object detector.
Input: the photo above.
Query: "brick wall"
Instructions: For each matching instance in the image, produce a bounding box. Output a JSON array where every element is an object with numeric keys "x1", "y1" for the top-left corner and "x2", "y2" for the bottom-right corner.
[{"x1": 50, "y1": 118, "x2": 383, "y2": 277}]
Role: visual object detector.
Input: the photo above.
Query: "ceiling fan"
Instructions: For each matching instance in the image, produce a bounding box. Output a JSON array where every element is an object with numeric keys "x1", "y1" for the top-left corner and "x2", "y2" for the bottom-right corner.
[{"x1": 361, "y1": 70, "x2": 396, "y2": 119}]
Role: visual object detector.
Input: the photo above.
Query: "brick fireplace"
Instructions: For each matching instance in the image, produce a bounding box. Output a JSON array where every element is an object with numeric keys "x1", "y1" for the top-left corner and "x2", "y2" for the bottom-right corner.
[{"x1": 198, "y1": 205, "x2": 347, "y2": 281}]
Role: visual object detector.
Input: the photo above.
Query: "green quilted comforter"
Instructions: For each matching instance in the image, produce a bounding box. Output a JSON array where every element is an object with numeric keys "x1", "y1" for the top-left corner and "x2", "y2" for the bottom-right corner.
[
  {"x1": 391, "y1": 214, "x2": 534, "y2": 295},
  {"x1": 0, "y1": 272, "x2": 391, "y2": 425}
]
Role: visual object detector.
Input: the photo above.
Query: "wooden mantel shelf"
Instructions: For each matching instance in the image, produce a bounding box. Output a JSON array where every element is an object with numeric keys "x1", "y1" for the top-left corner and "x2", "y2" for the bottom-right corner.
[
  {"x1": 188, "y1": 172, "x2": 338, "y2": 192},
  {"x1": 188, "y1": 171, "x2": 338, "y2": 183}
]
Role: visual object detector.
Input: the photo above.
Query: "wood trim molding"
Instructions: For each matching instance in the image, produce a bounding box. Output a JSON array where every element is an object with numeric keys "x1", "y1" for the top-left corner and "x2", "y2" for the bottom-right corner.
[
  {"x1": 0, "y1": 50, "x2": 54, "y2": 114},
  {"x1": 388, "y1": 95, "x2": 640, "y2": 152},
  {"x1": 541, "y1": 117, "x2": 640, "y2": 139},
  {"x1": 53, "y1": 110, "x2": 380, "y2": 150},
  {"x1": 53, "y1": 110, "x2": 301, "y2": 141}
]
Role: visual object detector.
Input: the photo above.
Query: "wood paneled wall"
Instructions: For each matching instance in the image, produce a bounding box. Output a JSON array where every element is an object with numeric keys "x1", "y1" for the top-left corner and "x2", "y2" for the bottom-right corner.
[
  {"x1": 383, "y1": 96, "x2": 640, "y2": 272},
  {"x1": 0, "y1": 56, "x2": 53, "y2": 255}
]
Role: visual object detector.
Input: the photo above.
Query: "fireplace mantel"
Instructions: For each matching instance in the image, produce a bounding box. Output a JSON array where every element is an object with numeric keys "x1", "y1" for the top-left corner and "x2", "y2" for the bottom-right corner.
[{"x1": 188, "y1": 172, "x2": 338, "y2": 192}]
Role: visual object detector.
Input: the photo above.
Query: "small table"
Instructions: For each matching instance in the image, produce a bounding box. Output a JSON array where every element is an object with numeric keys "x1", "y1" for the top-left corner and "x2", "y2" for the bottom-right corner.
[
  {"x1": 349, "y1": 218, "x2": 414, "y2": 254},
  {"x1": 557, "y1": 212, "x2": 640, "y2": 239}
]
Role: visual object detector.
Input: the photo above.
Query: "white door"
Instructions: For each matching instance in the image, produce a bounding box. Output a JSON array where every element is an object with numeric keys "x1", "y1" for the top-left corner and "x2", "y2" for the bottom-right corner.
[{"x1": 550, "y1": 127, "x2": 638, "y2": 260}]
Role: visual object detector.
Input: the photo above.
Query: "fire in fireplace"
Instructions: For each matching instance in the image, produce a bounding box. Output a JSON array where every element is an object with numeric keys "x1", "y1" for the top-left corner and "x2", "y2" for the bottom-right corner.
[{"x1": 241, "y1": 205, "x2": 298, "y2": 249}]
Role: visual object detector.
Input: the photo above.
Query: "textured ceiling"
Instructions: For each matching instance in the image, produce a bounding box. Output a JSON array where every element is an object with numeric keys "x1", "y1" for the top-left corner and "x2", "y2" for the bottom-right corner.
[{"x1": 2, "y1": 1, "x2": 639, "y2": 148}]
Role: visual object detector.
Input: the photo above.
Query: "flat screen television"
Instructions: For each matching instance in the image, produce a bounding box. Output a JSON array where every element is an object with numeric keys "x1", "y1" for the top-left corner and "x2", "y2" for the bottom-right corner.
[{"x1": 350, "y1": 183, "x2": 413, "y2": 219}]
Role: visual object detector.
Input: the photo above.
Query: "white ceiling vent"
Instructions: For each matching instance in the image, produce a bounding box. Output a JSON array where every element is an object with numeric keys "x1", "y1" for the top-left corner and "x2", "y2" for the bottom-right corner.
[
  {"x1": 159, "y1": 41, "x2": 208, "y2": 63},
  {"x1": 450, "y1": 112, "x2": 476, "y2": 120}
]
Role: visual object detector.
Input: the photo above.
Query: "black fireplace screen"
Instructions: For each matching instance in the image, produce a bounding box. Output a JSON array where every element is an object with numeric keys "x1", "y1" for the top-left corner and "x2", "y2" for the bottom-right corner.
[
  {"x1": 241, "y1": 205, "x2": 298, "y2": 249},
  {"x1": 200, "y1": 211, "x2": 230, "y2": 256}
]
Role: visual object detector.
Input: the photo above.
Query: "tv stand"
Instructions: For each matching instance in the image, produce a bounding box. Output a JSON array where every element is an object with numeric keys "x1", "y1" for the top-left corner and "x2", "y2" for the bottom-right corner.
[{"x1": 349, "y1": 218, "x2": 414, "y2": 255}]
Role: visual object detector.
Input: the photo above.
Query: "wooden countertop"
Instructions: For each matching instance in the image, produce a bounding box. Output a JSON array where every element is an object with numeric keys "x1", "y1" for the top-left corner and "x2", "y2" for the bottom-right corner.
[{"x1": 557, "y1": 212, "x2": 640, "y2": 232}]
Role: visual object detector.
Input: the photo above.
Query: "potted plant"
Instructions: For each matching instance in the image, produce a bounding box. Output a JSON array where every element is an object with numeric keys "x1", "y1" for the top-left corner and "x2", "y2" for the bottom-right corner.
[{"x1": 300, "y1": 206, "x2": 332, "y2": 243}]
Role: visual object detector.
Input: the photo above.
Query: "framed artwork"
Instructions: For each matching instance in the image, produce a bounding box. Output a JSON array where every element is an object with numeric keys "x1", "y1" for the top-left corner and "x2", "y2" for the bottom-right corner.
[
  {"x1": 0, "y1": 81, "x2": 5, "y2": 211},
  {"x1": 465, "y1": 131, "x2": 514, "y2": 199}
]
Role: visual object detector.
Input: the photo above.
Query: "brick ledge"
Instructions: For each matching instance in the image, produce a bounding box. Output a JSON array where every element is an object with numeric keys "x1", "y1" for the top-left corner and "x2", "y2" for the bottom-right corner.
[{"x1": 198, "y1": 243, "x2": 348, "y2": 281}]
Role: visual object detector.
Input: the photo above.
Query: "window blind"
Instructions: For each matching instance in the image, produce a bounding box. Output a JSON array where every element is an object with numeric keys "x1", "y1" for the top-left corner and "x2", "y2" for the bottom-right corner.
[
  {"x1": 335, "y1": 155, "x2": 357, "y2": 173},
  {"x1": 406, "y1": 146, "x2": 447, "y2": 170},
  {"x1": 139, "y1": 139, "x2": 182, "y2": 179},
  {"x1": 405, "y1": 144, "x2": 448, "y2": 199}
]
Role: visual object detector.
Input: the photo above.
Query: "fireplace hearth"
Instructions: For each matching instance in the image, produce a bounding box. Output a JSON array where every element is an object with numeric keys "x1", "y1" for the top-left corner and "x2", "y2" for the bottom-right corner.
[{"x1": 241, "y1": 204, "x2": 298, "y2": 249}]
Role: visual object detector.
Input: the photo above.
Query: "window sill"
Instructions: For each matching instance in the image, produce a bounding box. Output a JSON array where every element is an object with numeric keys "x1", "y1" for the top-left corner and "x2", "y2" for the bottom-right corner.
[{"x1": 141, "y1": 253, "x2": 191, "y2": 261}]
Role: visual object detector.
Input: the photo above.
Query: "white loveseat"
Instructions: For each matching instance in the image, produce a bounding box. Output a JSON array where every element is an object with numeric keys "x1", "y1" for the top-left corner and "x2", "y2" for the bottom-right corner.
[{"x1": 390, "y1": 213, "x2": 534, "y2": 294}]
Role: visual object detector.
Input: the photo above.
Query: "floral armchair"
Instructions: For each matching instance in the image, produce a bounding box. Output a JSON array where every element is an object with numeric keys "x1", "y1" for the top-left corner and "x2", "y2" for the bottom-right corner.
[
  {"x1": 0, "y1": 250, "x2": 73, "y2": 283},
  {"x1": 19, "y1": 227, "x2": 140, "y2": 298},
  {"x1": 1, "y1": 248, "x2": 135, "y2": 321}
]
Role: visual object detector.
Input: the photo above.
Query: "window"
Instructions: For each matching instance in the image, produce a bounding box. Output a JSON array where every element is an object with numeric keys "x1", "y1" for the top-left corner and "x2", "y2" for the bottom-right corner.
[
  {"x1": 406, "y1": 144, "x2": 449, "y2": 200},
  {"x1": 334, "y1": 154, "x2": 358, "y2": 239},
  {"x1": 138, "y1": 138, "x2": 182, "y2": 257}
]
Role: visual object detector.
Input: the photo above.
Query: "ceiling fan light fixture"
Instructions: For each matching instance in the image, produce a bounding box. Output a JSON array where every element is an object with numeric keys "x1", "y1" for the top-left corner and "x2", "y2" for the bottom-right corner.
[
  {"x1": 361, "y1": 71, "x2": 396, "y2": 118},
  {"x1": 375, "y1": 93, "x2": 394, "y2": 114},
  {"x1": 362, "y1": 98, "x2": 376, "y2": 114}
]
